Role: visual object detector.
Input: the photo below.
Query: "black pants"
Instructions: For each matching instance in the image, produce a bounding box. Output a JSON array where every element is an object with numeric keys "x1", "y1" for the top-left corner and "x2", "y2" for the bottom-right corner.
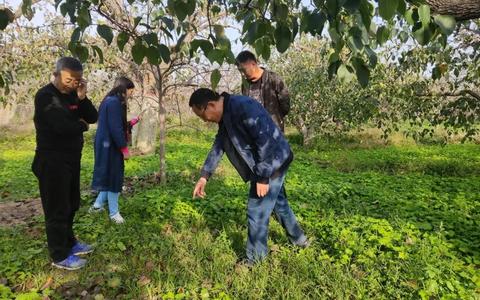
[{"x1": 32, "y1": 150, "x2": 81, "y2": 262}]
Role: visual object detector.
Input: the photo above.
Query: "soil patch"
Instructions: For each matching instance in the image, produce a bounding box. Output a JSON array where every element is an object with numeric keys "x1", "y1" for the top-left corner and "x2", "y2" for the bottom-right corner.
[{"x1": 0, "y1": 198, "x2": 43, "y2": 227}]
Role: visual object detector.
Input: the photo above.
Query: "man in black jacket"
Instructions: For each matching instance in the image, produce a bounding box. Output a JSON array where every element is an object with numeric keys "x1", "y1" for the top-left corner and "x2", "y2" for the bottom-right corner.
[
  {"x1": 32, "y1": 57, "x2": 98, "y2": 270},
  {"x1": 236, "y1": 50, "x2": 290, "y2": 132}
]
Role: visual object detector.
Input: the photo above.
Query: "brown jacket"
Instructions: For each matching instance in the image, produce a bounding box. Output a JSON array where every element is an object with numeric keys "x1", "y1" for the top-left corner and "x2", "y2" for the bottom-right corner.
[{"x1": 241, "y1": 69, "x2": 290, "y2": 131}]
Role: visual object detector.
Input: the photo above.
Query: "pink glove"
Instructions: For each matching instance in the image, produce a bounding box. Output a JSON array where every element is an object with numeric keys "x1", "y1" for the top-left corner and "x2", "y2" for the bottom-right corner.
[
  {"x1": 129, "y1": 116, "x2": 140, "y2": 126},
  {"x1": 120, "y1": 147, "x2": 130, "y2": 159}
]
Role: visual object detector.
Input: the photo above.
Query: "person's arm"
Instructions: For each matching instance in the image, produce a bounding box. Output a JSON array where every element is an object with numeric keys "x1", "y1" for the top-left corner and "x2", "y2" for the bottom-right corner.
[
  {"x1": 193, "y1": 127, "x2": 225, "y2": 199},
  {"x1": 273, "y1": 74, "x2": 290, "y2": 117},
  {"x1": 77, "y1": 78, "x2": 98, "y2": 124},
  {"x1": 78, "y1": 96, "x2": 98, "y2": 124},
  {"x1": 199, "y1": 126, "x2": 225, "y2": 180},
  {"x1": 36, "y1": 92, "x2": 88, "y2": 136},
  {"x1": 106, "y1": 99, "x2": 128, "y2": 149}
]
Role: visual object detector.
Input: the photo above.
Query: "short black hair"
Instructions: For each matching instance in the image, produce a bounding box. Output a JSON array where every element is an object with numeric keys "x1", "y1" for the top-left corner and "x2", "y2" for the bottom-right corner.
[
  {"x1": 55, "y1": 57, "x2": 83, "y2": 72},
  {"x1": 235, "y1": 50, "x2": 257, "y2": 65},
  {"x1": 189, "y1": 88, "x2": 220, "y2": 109}
]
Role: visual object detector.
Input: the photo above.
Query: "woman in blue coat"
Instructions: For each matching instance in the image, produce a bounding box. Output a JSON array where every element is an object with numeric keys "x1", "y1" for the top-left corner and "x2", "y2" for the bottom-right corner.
[{"x1": 90, "y1": 77, "x2": 139, "y2": 223}]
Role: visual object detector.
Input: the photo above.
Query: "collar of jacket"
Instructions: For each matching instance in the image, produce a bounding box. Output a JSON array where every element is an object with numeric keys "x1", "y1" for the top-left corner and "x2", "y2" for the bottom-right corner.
[{"x1": 220, "y1": 92, "x2": 231, "y2": 123}]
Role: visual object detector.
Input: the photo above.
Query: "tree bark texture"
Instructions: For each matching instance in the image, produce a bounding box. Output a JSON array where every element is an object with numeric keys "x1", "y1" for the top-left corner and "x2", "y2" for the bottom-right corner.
[{"x1": 425, "y1": 0, "x2": 480, "y2": 21}]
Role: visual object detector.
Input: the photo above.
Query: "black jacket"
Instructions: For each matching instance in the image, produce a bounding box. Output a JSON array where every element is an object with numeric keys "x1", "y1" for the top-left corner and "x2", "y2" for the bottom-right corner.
[{"x1": 33, "y1": 83, "x2": 98, "y2": 153}]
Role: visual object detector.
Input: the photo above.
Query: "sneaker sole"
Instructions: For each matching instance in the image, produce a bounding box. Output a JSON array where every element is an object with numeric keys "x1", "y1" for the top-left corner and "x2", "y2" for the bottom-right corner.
[
  {"x1": 51, "y1": 262, "x2": 85, "y2": 270},
  {"x1": 72, "y1": 249, "x2": 94, "y2": 255}
]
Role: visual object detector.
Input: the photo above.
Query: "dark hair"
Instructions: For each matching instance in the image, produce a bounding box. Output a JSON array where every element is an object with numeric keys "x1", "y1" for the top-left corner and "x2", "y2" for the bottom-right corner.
[
  {"x1": 55, "y1": 57, "x2": 83, "y2": 72},
  {"x1": 105, "y1": 76, "x2": 135, "y2": 135},
  {"x1": 235, "y1": 50, "x2": 257, "y2": 65},
  {"x1": 189, "y1": 88, "x2": 220, "y2": 109}
]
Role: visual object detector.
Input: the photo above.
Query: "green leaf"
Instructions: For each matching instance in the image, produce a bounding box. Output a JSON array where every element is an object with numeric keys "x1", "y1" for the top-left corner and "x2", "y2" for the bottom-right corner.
[
  {"x1": 211, "y1": 69, "x2": 221, "y2": 90},
  {"x1": 378, "y1": 0, "x2": 398, "y2": 20},
  {"x1": 434, "y1": 15, "x2": 456, "y2": 36},
  {"x1": 0, "y1": 75, "x2": 4, "y2": 88},
  {"x1": 116, "y1": 242, "x2": 126, "y2": 251},
  {"x1": 328, "y1": 60, "x2": 341, "y2": 79},
  {"x1": 348, "y1": 26, "x2": 363, "y2": 52},
  {"x1": 247, "y1": 21, "x2": 259, "y2": 44},
  {"x1": 343, "y1": 0, "x2": 360, "y2": 12},
  {"x1": 328, "y1": 52, "x2": 340, "y2": 64},
  {"x1": 274, "y1": 24, "x2": 291, "y2": 53},
  {"x1": 397, "y1": 0, "x2": 406, "y2": 16},
  {"x1": 97, "y1": 24, "x2": 113, "y2": 45},
  {"x1": 21, "y1": 0, "x2": 34, "y2": 20},
  {"x1": 117, "y1": 32, "x2": 130, "y2": 52},
  {"x1": 337, "y1": 64, "x2": 355, "y2": 83},
  {"x1": 399, "y1": 31, "x2": 409, "y2": 42},
  {"x1": 359, "y1": 0, "x2": 373, "y2": 30},
  {"x1": 71, "y1": 27, "x2": 82, "y2": 43},
  {"x1": 328, "y1": 27, "x2": 341, "y2": 44},
  {"x1": 326, "y1": 0, "x2": 338, "y2": 16},
  {"x1": 185, "y1": 0, "x2": 196, "y2": 16},
  {"x1": 77, "y1": 6, "x2": 91, "y2": 30},
  {"x1": 0, "y1": 15, "x2": 7, "y2": 31},
  {"x1": 376, "y1": 26, "x2": 390, "y2": 45},
  {"x1": 404, "y1": 8, "x2": 418, "y2": 26},
  {"x1": 0, "y1": 9, "x2": 13, "y2": 30},
  {"x1": 158, "y1": 44, "x2": 171, "y2": 63},
  {"x1": 169, "y1": 0, "x2": 187, "y2": 21},
  {"x1": 412, "y1": 23, "x2": 433, "y2": 45},
  {"x1": 91, "y1": 45, "x2": 104, "y2": 64},
  {"x1": 143, "y1": 33, "x2": 158, "y2": 46},
  {"x1": 59, "y1": 2, "x2": 74, "y2": 20},
  {"x1": 211, "y1": 5, "x2": 221, "y2": 15},
  {"x1": 75, "y1": 44, "x2": 89, "y2": 63},
  {"x1": 352, "y1": 57, "x2": 370, "y2": 87},
  {"x1": 132, "y1": 41, "x2": 147, "y2": 65},
  {"x1": 273, "y1": 2, "x2": 289, "y2": 20},
  {"x1": 254, "y1": 37, "x2": 271, "y2": 61},
  {"x1": 365, "y1": 46, "x2": 377, "y2": 67},
  {"x1": 432, "y1": 65, "x2": 441, "y2": 80},
  {"x1": 134, "y1": 17, "x2": 142, "y2": 28},
  {"x1": 207, "y1": 49, "x2": 224, "y2": 65},
  {"x1": 308, "y1": 12, "x2": 326, "y2": 35},
  {"x1": 418, "y1": 4, "x2": 430, "y2": 27},
  {"x1": 146, "y1": 46, "x2": 160, "y2": 64},
  {"x1": 161, "y1": 16, "x2": 174, "y2": 31}
]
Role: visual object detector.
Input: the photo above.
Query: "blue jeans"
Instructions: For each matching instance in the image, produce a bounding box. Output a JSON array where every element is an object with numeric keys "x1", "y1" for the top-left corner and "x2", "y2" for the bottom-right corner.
[
  {"x1": 93, "y1": 191, "x2": 120, "y2": 217},
  {"x1": 246, "y1": 172, "x2": 307, "y2": 263}
]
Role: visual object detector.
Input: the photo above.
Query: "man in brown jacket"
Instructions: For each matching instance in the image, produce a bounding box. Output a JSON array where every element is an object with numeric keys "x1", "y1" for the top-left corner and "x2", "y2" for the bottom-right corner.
[{"x1": 236, "y1": 50, "x2": 290, "y2": 132}]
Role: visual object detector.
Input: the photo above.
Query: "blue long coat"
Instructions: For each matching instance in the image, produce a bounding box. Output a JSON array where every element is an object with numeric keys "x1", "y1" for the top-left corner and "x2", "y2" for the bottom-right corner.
[{"x1": 91, "y1": 95, "x2": 127, "y2": 193}]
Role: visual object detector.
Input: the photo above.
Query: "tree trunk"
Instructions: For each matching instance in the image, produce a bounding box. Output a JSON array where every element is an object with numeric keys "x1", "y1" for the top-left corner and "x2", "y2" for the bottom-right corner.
[
  {"x1": 156, "y1": 69, "x2": 167, "y2": 184},
  {"x1": 133, "y1": 109, "x2": 157, "y2": 154},
  {"x1": 425, "y1": 0, "x2": 480, "y2": 21}
]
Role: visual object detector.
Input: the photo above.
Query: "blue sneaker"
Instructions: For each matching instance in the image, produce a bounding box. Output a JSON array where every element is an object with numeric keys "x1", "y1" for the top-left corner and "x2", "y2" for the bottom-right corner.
[
  {"x1": 52, "y1": 254, "x2": 87, "y2": 270},
  {"x1": 71, "y1": 241, "x2": 94, "y2": 255}
]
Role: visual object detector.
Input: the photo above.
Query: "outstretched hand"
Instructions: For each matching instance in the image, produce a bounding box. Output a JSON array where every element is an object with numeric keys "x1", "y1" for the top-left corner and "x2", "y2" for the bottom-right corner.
[
  {"x1": 193, "y1": 177, "x2": 207, "y2": 199},
  {"x1": 256, "y1": 182, "x2": 269, "y2": 198}
]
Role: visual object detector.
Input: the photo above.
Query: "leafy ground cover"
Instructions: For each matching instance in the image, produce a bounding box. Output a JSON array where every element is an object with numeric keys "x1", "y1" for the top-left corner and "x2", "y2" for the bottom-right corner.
[{"x1": 0, "y1": 128, "x2": 479, "y2": 299}]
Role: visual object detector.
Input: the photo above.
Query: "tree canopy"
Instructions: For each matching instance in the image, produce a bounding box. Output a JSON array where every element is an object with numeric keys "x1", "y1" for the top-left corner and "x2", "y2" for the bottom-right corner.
[{"x1": 1, "y1": 0, "x2": 477, "y2": 89}]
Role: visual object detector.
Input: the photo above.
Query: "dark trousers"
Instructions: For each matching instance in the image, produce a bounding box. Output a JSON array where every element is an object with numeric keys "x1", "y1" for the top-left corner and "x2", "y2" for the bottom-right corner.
[{"x1": 32, "y1": 150, "x2": 81, "y2": 262}]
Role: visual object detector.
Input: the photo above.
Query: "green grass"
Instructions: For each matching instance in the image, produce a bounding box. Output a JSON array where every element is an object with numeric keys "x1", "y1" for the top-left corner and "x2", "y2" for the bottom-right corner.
[{"x1": 0, "y1": 128, "x2": 479, "y2": 299}]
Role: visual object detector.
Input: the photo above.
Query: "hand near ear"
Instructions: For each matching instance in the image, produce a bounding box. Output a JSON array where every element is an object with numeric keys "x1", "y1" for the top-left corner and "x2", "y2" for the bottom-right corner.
[{"x1": 77, "y1": 79, "x2": 88, "y2": 100}]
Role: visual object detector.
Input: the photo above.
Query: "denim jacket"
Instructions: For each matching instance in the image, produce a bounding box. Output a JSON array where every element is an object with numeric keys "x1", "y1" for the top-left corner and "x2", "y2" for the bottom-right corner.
[{"x1": 200, "y1": 93, "x2": 293, "y2": 183}]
